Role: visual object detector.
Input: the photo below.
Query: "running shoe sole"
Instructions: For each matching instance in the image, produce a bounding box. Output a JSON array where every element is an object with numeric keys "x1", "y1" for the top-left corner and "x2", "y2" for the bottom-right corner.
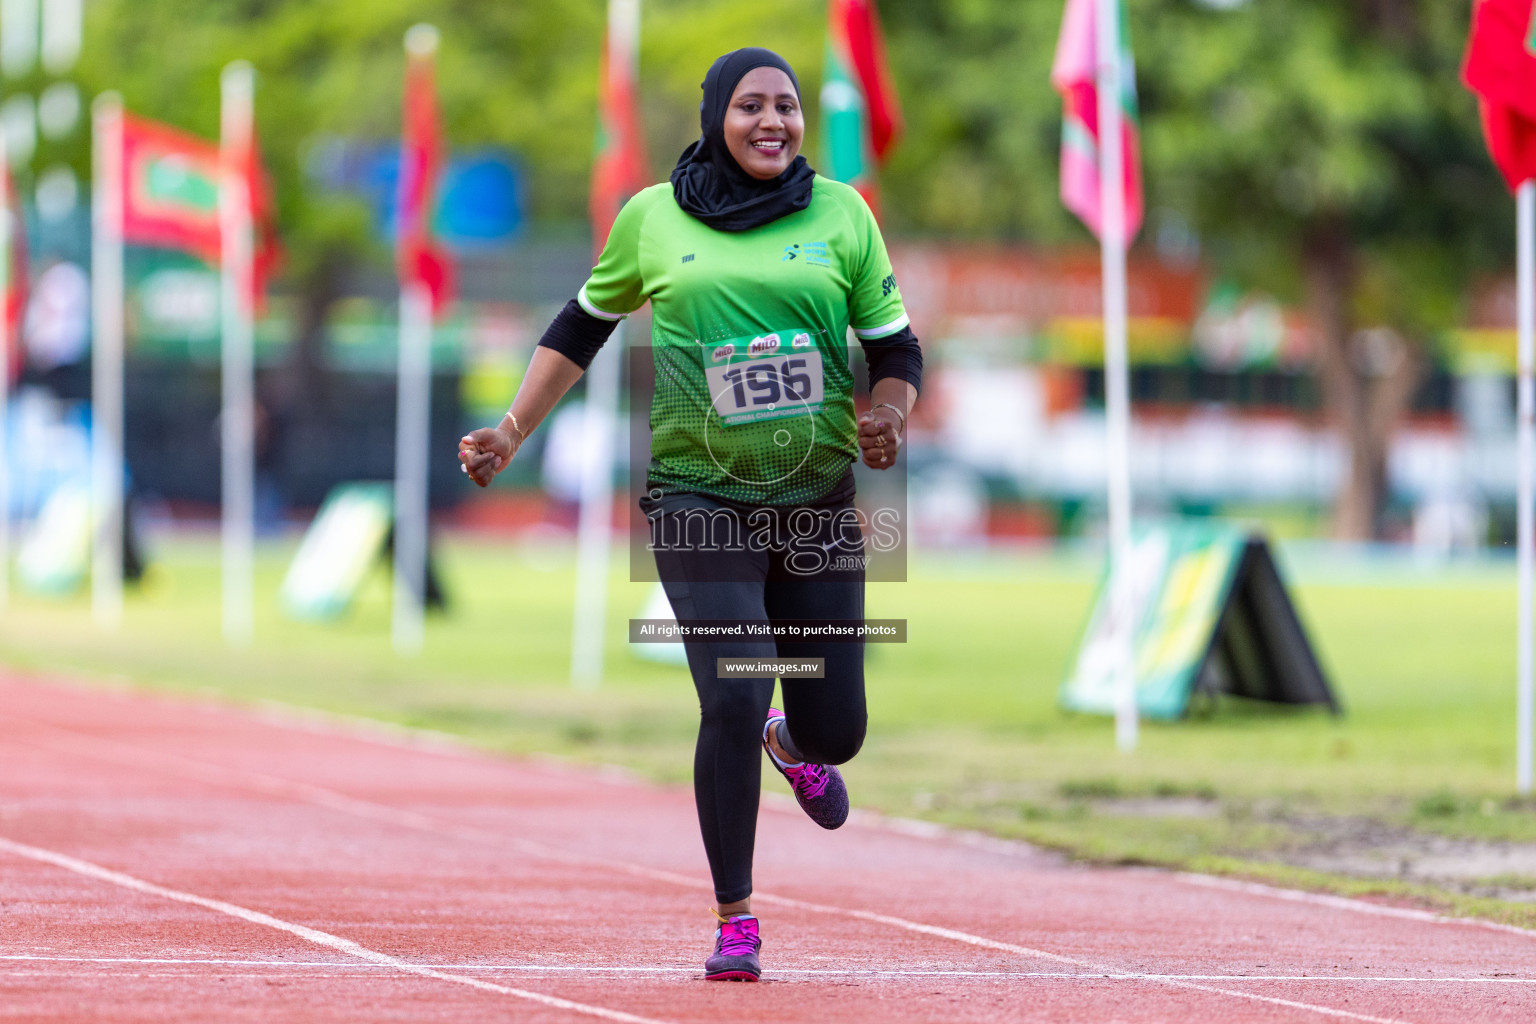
[{"x1": 763, "y1": 708, "x2": 849, "y2": 830}]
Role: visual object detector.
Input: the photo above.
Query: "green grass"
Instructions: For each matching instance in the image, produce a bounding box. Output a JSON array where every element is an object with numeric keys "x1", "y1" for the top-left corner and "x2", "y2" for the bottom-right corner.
[{"x1": 1, "y1": 534, "x2": 1530, "y2": 921}]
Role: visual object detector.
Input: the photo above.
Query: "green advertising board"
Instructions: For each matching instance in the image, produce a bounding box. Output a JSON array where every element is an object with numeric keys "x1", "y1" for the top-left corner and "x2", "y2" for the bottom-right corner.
[
  {"x1": 1061, "y1": 520, "x2": 1337, "y2": 720},
  {"x1": 279, "y1": 481, "x2": 395, "y2": 621}
]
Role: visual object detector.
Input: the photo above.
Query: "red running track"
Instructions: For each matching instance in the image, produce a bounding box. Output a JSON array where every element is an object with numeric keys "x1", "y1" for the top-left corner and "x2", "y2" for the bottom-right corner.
[{"x1": 0, "y1": 676, "x2": 1532, "y2": 1024}]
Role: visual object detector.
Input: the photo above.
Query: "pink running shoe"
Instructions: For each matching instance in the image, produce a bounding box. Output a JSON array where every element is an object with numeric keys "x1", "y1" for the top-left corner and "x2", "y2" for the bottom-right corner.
[
  {"x1": 704, "y1": 913, "x2": 760, "y2": 981},
  {"x1": 763, "y1": 708, "x2": 849, "y2": 830}
]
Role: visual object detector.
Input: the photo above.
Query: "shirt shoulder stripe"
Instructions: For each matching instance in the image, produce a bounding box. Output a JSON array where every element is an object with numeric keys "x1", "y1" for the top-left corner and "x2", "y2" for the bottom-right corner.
[
  {"x1": 577, "y1": 284, "x2": 627, "y2": 321},
  {"x1": 853, "y1": 313, "x2": 910, "y2": 340}
]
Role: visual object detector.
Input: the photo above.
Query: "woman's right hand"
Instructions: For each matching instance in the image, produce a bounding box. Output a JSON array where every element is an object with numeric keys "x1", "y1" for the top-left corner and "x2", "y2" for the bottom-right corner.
[{"x1": 458, "y1": 425, "x2": 519, "y2": 488}]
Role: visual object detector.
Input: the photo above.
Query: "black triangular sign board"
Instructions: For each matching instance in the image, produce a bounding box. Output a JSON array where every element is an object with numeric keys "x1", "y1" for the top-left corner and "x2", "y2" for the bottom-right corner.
[
  {"x1": 1062, "y1": 522, "x2": 1339, "y2": 720},
  {"x1": 1190, "y1": 538, "x2": 1339, "y2": 714}
]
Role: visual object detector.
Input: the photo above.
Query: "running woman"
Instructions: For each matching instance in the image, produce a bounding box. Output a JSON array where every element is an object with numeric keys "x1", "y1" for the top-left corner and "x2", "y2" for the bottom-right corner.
[{"x1": 459, "y1": 47, "x2": 921, "y2": 982}]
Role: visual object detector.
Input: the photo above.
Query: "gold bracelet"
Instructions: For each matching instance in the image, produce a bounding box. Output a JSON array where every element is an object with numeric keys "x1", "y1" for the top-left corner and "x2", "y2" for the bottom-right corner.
[
  {"x1": 872, "y1": 402, "x2": 907, "y2": 434},
  {"x1": 506, "y1": 412, "x2": 528, "y2": 442}
]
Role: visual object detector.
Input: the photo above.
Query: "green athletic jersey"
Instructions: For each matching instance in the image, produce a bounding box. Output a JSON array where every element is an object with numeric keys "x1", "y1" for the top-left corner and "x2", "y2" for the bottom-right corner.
[{"x1": 579, "y1": 176, "x2": 909, "y2": 506}]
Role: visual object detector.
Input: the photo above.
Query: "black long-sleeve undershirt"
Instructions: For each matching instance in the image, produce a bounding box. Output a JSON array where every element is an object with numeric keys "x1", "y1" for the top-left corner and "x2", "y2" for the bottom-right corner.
[
  {"x1": 535, "y1": 299, "x2": 621, "y2": 370},
  {"x1": 858, "y1": 325, "x2": 923, "y2": 393},
  {"x1": 535, "y1": 299, "x2": 923, "y2": 393}
]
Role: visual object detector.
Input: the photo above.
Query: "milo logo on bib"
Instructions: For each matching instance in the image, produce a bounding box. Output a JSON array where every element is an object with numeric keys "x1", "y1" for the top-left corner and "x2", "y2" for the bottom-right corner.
[{"x1": 702, "y1": 329, "x2": 826, "y2": 427}]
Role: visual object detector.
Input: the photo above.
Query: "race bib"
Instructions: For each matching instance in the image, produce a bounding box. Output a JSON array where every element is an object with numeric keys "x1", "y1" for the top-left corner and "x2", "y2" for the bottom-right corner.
[{"x1": 702, "y1": 330, "x2": 826, "y2": 426}]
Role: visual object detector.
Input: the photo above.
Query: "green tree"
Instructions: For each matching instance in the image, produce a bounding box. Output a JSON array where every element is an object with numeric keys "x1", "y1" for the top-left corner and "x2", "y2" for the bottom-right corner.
[
  {"x1": 876, "y1": 0, "x2": 1079, "y2": 240},
  {"x1": 879, "y1": 0, "x2": 1511, "y2": 539},
  {"x1": 1136, "y1": 0, "x2": 1509, "y2": 539}
]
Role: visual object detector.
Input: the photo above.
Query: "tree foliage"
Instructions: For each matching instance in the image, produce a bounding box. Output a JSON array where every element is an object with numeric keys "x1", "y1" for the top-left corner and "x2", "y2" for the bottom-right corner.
[
  {"x1": 49, "y1": 0, "x2": 1515, "y2": 535},
  {"x1": 1134, "y1": 0, "x2": 1509, "y2": 334},
  {"x1": 1131, "y1": 0, "x2": 1508, "y2": 537},
  {"x1": 64, "y1": 1, "x2": 1511, "y2": 292}
]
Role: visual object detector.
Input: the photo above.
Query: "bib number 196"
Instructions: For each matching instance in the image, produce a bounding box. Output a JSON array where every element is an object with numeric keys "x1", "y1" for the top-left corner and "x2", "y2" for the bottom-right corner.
[{"x1": 705, "y1": 343, "x2": 825, "y2": 426}]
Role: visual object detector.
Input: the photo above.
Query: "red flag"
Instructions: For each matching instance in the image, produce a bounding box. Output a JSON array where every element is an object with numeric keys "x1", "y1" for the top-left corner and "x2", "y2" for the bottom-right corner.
[
  {"x1": 823, "y1": 0, "x2": 904, "y2": 214},
  {"x1": 1464, "y1": 0, "x2": 1536, "y2": 191},
  {"x1": 221, "y1": 125, "x2": 283, "y2": 313},
  {"x1": 121, "y1": 114, "x2": 223, "y2": 263},
  {"x1": 235, "y1": 137, "x2": 282, "y2": 312},
  {"x1": 832, "y1": 0, "x2": 902, "y2": 160},
  {"x1": 590, "y1": 0, "x2": 648, "y2": 259},
  {"x1": 398, "y1": 28, "x2": 453, "y2": 314},
  {"x1": 121, "y1": 112, "x2": 280, "y2": 308}
]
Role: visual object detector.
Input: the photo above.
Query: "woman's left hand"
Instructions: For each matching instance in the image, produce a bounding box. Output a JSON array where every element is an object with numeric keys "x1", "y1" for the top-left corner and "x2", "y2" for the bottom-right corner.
[{"x1": 857, "y1": 407, "x2": 903, "y2": 470}]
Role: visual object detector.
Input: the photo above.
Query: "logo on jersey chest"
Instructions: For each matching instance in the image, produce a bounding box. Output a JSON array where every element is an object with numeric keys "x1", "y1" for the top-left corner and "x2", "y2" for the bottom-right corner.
[{"x1": 781, "y1": 242, "x2": 831, "y2": 267}]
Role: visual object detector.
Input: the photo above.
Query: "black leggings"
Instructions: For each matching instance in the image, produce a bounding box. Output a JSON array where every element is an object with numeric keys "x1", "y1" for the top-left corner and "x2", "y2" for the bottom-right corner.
[{"x1": 645, "y1": 491, "x2": 867, "y2": 904}]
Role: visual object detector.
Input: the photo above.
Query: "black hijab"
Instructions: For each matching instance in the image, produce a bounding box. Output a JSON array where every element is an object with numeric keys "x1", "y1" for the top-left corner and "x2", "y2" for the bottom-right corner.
[{"x1": 670, "y1": 48, "x2": 817, "y2": 232}]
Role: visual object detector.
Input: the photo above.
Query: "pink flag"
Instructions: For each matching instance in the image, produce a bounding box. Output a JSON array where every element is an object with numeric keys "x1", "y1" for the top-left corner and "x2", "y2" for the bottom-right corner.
[{"x1": 1052, "y1": 0, "x2": 1143, "y2": 242}]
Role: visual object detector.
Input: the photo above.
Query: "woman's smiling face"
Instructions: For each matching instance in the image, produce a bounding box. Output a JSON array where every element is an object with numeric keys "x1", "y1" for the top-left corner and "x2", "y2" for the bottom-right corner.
[{"x1": 722, "y1": 66, "x2": 803, "y2": 180}]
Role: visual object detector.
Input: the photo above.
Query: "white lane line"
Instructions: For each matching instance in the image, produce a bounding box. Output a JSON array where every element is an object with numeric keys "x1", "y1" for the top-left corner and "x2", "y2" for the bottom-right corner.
[
  {"x1": 6, "y1": 718, "x2": 1418, "y2": 1024},
  {"x1": 0, "y1": 837, "x2": 676, "y2": 1024},
  {"x1": 748, "y1": 894, "x2": 1416, "y2": 1024},
  {"x1": 0, "y1": 971, "x2": 392, "y2": 980},
  {"x1": 3, "y1": 955, "x2": 1535, "y2": 985},
  {"x1": 1172, "y1": 872, "x2": 1536, "y2": 939}
]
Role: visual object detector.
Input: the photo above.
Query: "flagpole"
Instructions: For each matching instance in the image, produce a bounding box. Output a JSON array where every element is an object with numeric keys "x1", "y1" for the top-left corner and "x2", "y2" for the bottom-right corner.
[
  {"x1": 0, "y1": 127, "x2": 10, "y2": 611},
  {"x1": 91, "y1": 92, "x2": 125, "y2": 630},
  {"x1": 571, "y1": 0, "x2": 639, "y2": 690},
  {"x1": 393, "y1": 278, "x2": 431, "y2": 656},
  {"x1": 392, "y1": 23, "x2": 439, "y2": 657},
  {"x1": 220, "y1": 60, "x2": 256, "y2": 648},
  {"x1": 571, "y1": 321, "x2": 620, "y2": 690},
  {"x1": 1517, "y1": 178, "x2": 1534, "y2": 796},
  {"x1": 1094, "y1": 0, "x2": 1136, "y2": 751}
]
